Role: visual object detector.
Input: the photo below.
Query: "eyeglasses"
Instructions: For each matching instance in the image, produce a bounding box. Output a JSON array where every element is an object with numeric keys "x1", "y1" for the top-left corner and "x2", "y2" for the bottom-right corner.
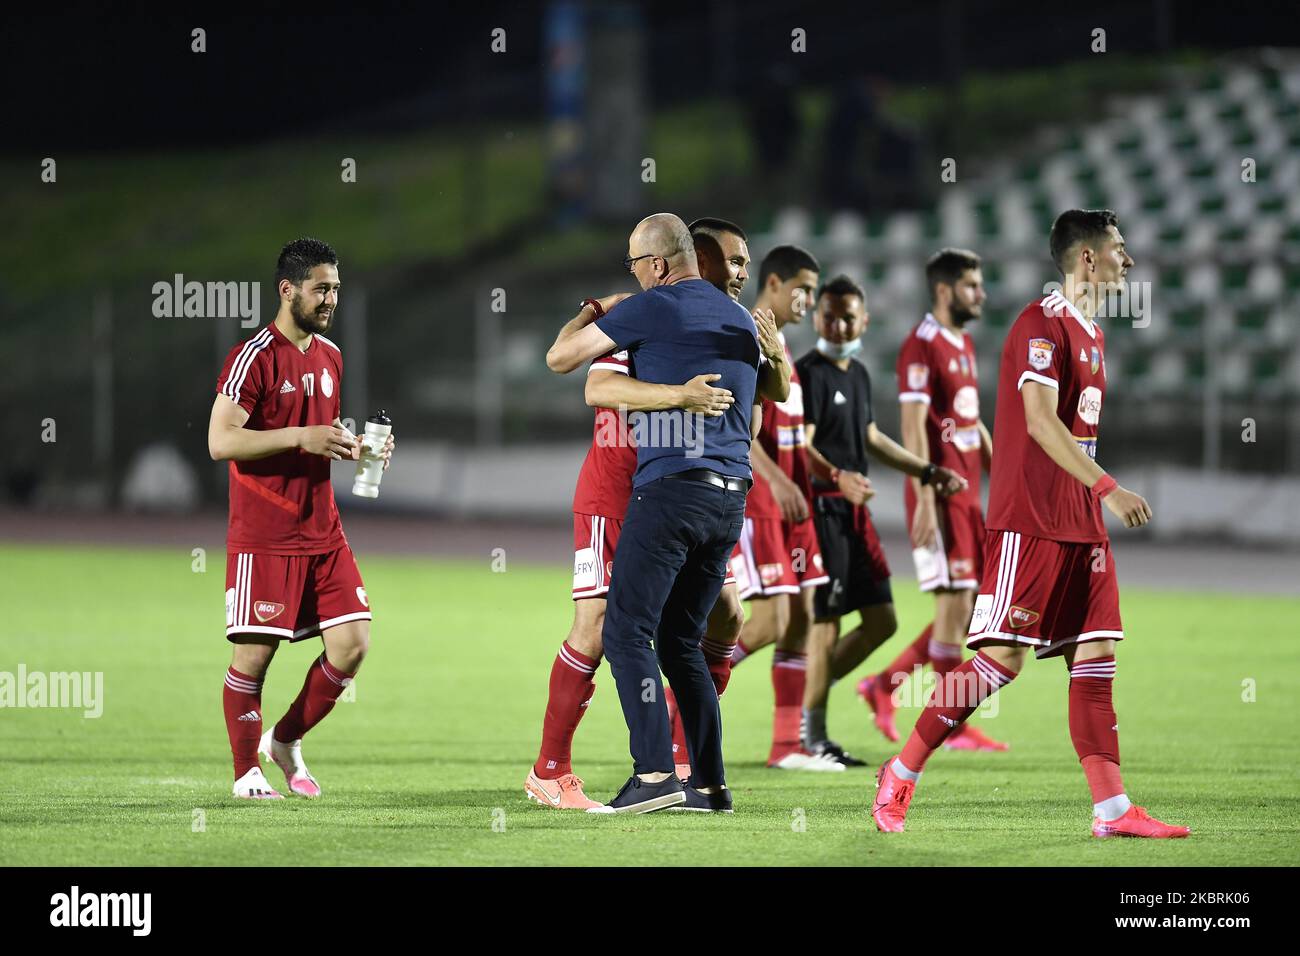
[{"x1": 623, "y1": 253, "x2": 656, "y2": 273}]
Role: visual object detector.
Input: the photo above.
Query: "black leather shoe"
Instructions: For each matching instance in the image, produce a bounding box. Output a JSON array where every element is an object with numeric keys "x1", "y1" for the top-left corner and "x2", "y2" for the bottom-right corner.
[
  {"x1": 670, "y1": 785, "x2": 734, "y2": 813},
  {"x1": 606, "y1": 774, "x2": 686, "y2": 814}
]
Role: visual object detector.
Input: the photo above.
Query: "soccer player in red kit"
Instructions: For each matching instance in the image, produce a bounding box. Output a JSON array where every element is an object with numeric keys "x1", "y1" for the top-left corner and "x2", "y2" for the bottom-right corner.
[
  {"x1": 209, "y1": 238, "x2": 394, "y2": 800},
  {"x1": 873, "y1": 211, "x2": 1189, "y2": 838},
  {"x1": 713, "y1": 244, "x2": 848, "y2": 771},
  {"x1": 858, "y1": 249, "x2": 1007, "y2": 752}
]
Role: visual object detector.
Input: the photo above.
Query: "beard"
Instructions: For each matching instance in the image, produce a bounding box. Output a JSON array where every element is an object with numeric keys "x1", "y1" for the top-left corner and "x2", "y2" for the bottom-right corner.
[
  {"x1": 290, "y1": 292, "x2": 332, "y2": 335},
  {"x1": 950, "y1": 302, "x2": 980, "y2": 327}
]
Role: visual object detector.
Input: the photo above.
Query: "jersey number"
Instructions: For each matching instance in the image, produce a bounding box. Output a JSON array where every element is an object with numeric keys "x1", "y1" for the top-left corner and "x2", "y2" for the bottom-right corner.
[{"x1": 300, "y1": 372, "x2": 315, "y2": 396}]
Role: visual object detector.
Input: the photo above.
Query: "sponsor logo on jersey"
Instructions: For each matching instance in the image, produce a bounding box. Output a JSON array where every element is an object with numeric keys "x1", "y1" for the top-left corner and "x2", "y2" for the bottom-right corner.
[
  {"x1": 1028, "y1": 338, "x2": 1055, "y2": 371},
  {"x1": 320, "y1": 367, "x2": 334, "y2": 398},
  {"x1": 776, "y1": 423, "x2": 806, "y2": 449},
  {"x1": 907, "y1": 363, "x2": 929, "y2": 390},
  {"x1": 1077, "y1": 385, "x2": 1102, "y2": 426},
  {"x1": 280, "y1": 379, "x2": 296, "y2": 394},
  {"x1": 775, "y1": 380, "x2": 804, "y2": 416},
  {"x1": 759, "y1": 563, "x2": 784, "y2": 586},
  {"x1": 1075, "y1": 436, "x2": 1098, "y2": 459},
  {"x1": 1008, "y1": 605, "x2": 1040, "y2": 628},
  {"x1": 833, "y1": 390, "x2": 847, "y2": 405},
  {"x1": 253, "y1": 600, "x2": 286, "y2": 623},
  {"x1": 1090, "y1": 346, "x2": 1101, "y2": 375},
  {"x1": 952, "y1": 425, "x2": 982, "y2": 452},
  {"x1": 953, "y1": 385, "x2": 980, "y2": 421},
  {"x1": 355, "y1": 586, "x2": 368, "y2": 608}
]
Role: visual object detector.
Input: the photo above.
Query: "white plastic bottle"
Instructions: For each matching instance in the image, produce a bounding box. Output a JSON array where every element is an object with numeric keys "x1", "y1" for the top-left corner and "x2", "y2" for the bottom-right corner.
[{"x1": 352, "y1": 410, "x2": 392, "y2": 498}]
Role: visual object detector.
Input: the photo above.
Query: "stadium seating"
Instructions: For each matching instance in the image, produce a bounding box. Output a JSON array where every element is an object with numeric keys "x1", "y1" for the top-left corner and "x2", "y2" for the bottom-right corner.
[{"x1": 753, "y1": 57, "x2": 1300, "y2": 414}]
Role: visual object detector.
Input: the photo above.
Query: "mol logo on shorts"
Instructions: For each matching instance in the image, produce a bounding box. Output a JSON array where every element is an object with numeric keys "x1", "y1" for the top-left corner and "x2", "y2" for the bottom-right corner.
[
  {"x1": 759, "y1": 563, "x2": 784, "y2": 586},
  {"x1": 1008, "y1": 605, "x2": 1040, "y2": 629},
  {"x1": 254, "y1": 600, "x2": 286, "y2": 623}
]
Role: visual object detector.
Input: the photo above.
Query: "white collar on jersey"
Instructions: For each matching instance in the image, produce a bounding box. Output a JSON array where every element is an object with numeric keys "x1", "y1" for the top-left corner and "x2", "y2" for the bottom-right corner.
[
  {"x1": 1042, "y1": 292, "x2": 1097, "y2": 339},
  {"x1": 923, "y1": 312, "x2": 967, "y2": 350}
]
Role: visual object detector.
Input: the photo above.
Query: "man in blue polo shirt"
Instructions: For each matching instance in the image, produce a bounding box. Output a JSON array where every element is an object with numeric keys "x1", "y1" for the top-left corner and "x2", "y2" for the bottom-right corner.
[{"x1": 547, "y1": 212, "x2": 786, "y2": 812}]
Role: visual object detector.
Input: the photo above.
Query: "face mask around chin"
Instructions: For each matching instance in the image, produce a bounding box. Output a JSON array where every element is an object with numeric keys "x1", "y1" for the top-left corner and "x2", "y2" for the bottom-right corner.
[{"x1": 816, "y1": 336, "x2": 863, "y2": 360}]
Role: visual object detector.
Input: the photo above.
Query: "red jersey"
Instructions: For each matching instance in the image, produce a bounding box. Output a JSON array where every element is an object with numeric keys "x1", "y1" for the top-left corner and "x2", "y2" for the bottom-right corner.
[
  {"x1": 986, "y1": 291, "x2": 1109, "y2": 543},
  {"x1": 747, "y1": 334, "x2": 812, "y2": 520},
  {"x1": 215, "y1": 324, "x2": 347, "y2": 555},
  {"x1": 572, "y1": 350, "x2": 638, "y2": 519},
  {"x1": 896, "y1": 313, "x2": 983, "y2": 502}
]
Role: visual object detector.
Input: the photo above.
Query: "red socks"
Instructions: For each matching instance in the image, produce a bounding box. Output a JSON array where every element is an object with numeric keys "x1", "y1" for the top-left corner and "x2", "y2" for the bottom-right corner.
[
  {"x1": 533, "y1": 642, "x2": 599, "y2": 779},
  {"x1": 900, "y1": 652, "x2": 1016, "y2": 772},
  {"x1": 275, "y1": 654, "x2": 355, "y2": 744},
  {"x1": 223, "y1": 667, "x2": 264, "y2": 778},
  {"x1": 928, "y1": 635, "x2": 963, "y2": 678},
  {"x1": 1069, "y1": 656, "x2": 1124, "y2": 802},
  {"x1": 878, "y1": 623, "x2": 933, "y2": 689},
  {"x1": 769, "y1": 649, "x2": 807, "y2": 760}
]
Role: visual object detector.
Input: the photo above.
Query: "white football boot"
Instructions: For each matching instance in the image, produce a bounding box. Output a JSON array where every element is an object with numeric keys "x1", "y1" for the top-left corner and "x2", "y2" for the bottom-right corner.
[
  {"x1": 233, "y1": 765, "x2": 284, "y2": 800},
  {"x1": 258, "y1": 727, "x2": 322, "y2": 798}
]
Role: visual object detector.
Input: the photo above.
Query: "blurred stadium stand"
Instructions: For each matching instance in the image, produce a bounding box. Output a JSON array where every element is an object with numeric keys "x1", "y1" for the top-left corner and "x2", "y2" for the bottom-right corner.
[{"x1": 4, "y1": 22, "x2": 1299, "y2": 546}]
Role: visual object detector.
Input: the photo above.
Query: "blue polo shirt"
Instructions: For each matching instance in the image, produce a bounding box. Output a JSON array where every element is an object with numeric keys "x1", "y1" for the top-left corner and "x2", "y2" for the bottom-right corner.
[{"x1": 596, "y1": 278, "x2": 760, "y2": 487}]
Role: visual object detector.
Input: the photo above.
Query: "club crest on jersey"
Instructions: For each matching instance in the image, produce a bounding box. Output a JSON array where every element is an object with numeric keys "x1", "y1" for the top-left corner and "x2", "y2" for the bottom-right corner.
[
  {"x1": 320, "y1": 368, "x2": 334, "y2": 398},
  {"x1": 1090, "y1": 346, "x2": 1101, "y2": 375},
  {"x1": 1007, "y1": 605, "x2": 1040, "y2": 628},
  {"x1": 253, "y1": 600, "x2": 286, "y2": 623},
  {"x1": 907, "y1": 363, "x2": 929, "y2": 391},
  {"x1": 1028, "y1": 338, "x2": 1054, "y2": 371},
  {"x1": 355, "y1": 586, "x2": 368, "y2": 608}
]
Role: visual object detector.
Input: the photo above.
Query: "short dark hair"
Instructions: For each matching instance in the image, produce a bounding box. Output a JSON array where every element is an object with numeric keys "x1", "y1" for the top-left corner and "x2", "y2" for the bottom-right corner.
[
  {"x1": 276, "y1": 237, "x2": 339, "y2": 287},
  {"x1": 817, "y1": 274, "x2": 865, "y2": 302},
  {"x1": 1049, "y1": 209, "x2": 1119, "y2": 276},
  {"x1": 688, "y1": 217, "x2": 747, "y2": 243},
  {"x1": 758, "y1": 244, "x2": 820, "y2": 288},
  {"x1": 925, "y1": 248, "x2": 981, "y2": 300}
]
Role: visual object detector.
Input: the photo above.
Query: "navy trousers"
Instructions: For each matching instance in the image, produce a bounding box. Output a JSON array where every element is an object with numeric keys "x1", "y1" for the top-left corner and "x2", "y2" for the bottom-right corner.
[{"x1": 601, "y1": 475, "x2": 747, "y2": 787}]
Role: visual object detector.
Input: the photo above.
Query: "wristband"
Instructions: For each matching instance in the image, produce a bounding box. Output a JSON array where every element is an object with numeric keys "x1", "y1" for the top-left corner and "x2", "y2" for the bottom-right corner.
[
  {"x1": 580, "y1": 297, "x2": 605, "y2": 319},
  {"x1": 919, "y1": 463, "x2": 938, "y2": 486},
  {"x1": 1092, "y1": 474, "x2": 1118, "y2": 499},
  {"x1": 830, "y1": 467, "x2": 842, "y2": 485}
]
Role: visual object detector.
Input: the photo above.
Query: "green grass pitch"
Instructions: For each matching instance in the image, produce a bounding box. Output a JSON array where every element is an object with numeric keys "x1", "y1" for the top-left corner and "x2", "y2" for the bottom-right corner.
[{"x1": 1, "y1": 543, "x2": 1297, "y2": 866}]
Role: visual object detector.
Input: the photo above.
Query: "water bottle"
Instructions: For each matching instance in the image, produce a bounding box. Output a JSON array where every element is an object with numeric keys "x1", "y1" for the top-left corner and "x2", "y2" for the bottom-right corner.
[{"x1": 352, "y1": 410, "x2": 392, "y2": 498}]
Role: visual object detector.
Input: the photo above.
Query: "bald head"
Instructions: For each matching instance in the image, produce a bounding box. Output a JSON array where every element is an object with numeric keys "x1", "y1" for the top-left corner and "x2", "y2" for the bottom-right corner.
[{"x1": 626, "y1": 213, "x2": 699, "y2": 289}]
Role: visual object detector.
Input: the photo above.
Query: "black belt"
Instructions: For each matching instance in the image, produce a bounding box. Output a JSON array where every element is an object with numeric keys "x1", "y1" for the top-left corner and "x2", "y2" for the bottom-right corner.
[{"x1": 664, "y1": 468, "x2": 751, "y2": 493}]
